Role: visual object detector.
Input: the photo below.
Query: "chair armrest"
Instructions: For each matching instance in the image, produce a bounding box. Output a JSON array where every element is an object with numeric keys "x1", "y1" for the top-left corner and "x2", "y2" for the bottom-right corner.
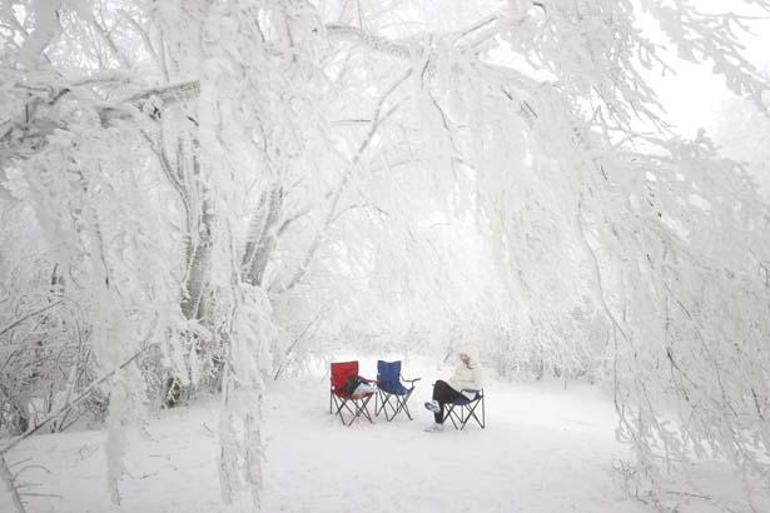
[
  {"x1": 461, "y1": 388, "x2": 483, "y2": 397},
  {"x1": 401, "y1": 375, "x2": 422, "y2": 384}
]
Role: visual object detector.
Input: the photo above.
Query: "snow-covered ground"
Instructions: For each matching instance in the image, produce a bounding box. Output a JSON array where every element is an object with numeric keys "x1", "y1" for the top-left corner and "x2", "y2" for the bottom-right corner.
[
  {"x1": 3, "y1": 368, "x2": 644, "y2": 513},
  {"x1": 4, "y1": 365, "x2": 754, "y2": 513}
]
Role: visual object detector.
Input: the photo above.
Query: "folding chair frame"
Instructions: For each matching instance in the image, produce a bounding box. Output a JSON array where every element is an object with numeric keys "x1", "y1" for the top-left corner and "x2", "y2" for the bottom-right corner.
[
  {"x1": 330, "y1": 390, "x2": 374, "y2": 427},
  {"x1": 375, "y1": 376, "x2": 420, "y2": 421},
  {"x1": 329, "y1": 361, "x2": 376, "y2": 427},
  {"x1": 444, "y1": 388, "x2": 485, "y2": 430}
]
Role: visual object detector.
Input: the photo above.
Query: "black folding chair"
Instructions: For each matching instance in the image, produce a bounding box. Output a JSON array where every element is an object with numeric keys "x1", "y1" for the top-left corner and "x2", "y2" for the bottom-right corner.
[
  {"x1": 374, "y1": 360, "x2": 421, "y2": 421},
  {"x1": 444, "y1": 388, "x2": 485, "y2": 430}
]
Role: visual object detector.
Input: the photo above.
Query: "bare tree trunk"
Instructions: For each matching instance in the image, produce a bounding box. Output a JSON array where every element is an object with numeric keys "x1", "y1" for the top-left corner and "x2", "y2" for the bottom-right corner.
[
  {"x1": 180, "y1": 225, "x2": 213, "y2": 320},
  {"x1": 241, "y1": 185, "x2": 283, "y2": 287},
  {"x1": 154, "y1": 129, "x2": 216, "y2": 404},
  {"x1": 180, "y1": 147, "x2": 215, "y2": 322}
]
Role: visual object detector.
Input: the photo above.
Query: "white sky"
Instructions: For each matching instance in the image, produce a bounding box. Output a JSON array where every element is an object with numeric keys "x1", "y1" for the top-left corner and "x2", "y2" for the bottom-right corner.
[{"x1": 644, "y1": 1, "x2": 770, "y2": 161}]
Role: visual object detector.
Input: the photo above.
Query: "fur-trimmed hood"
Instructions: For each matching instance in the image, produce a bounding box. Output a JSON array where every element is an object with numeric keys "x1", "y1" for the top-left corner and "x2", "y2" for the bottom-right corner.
[
  {"x1": 460, "y1": 344, "x2": 481, "y2": 368},
  {"x1": 449, "y1": 344, "x2": 483, "y2": 398}
]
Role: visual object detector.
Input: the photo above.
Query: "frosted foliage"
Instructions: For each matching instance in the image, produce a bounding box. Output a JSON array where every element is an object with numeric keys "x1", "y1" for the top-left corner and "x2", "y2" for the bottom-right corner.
[
  {"x1": 2, "y1": 0, "x2": 770, "y2": 511},
  {"x1": 601, "y1": 140, "x2": 770, "y2": 501},
  {"x1": 0, "y1": 84, "x2": 173, "y2": 502}
]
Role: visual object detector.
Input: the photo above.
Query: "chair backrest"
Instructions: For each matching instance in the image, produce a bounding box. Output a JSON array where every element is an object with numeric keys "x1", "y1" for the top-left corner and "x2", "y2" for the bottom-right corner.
[
  {"x1": 377, "y1": 360, "x2": 401, "y2": 387},
  {"x1": 331, "y1": 361, "x2": 359, "y2": 392}
]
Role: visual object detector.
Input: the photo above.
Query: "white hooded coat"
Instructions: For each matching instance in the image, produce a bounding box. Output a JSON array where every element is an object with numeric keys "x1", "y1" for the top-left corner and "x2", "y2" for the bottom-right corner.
[{"x1": 447, "y1": 345, "x2": 483, "y2": 400}]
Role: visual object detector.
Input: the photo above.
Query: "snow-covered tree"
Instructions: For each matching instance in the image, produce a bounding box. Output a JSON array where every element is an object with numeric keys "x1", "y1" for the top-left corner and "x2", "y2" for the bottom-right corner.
[{"x1": 2, "y1": 0, "x2": 770, "y2": 511}]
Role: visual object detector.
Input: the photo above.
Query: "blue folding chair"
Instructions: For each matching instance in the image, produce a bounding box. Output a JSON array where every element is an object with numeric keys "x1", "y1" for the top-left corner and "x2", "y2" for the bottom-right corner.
[
  {"x1": 444, "y1": 388, "x2": 485, "y2": 430},
  {"x1": 375, "y1": 360, "x2": 421, "y2": 421}
]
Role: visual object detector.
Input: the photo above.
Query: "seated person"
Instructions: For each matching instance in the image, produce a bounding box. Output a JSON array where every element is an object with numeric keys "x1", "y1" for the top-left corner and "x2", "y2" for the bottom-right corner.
[{"x1": 424, "y1": 344, "x2": 483, "y2": 432}]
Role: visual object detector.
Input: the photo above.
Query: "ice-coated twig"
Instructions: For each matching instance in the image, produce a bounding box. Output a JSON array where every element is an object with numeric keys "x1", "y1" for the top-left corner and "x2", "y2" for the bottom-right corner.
[{"x1": 0, "y1": 455, "x2": 25, "y2": 513}]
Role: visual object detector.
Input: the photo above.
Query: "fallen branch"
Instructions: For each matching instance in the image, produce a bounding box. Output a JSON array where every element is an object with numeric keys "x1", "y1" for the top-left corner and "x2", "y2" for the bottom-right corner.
[{"x1": 0, "y1": 301, "x2": 63, "y2": 339}]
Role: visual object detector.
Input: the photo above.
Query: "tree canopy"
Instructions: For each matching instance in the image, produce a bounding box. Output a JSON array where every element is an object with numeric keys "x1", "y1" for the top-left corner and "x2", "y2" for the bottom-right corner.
[{"x1": 2, "y1": 1, "x2": 770, "y2": 511}]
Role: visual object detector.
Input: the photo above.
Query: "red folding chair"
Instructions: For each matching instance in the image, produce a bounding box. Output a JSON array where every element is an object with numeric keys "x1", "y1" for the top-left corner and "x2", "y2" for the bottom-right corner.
[{"x1": 329, "y1": 361, "x2": 376, "y2": 426}]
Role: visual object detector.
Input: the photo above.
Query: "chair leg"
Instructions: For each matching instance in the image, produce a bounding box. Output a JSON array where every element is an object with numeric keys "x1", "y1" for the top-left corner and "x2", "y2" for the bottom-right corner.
[
  {"x1": 390, "y1": 396, "x2": 401, "y2": 421},
  {"x1": 460, "y1": 398, "x2": 484, "y2": 430},
  {"x1": 332, "y1": 395, "x2": 352, "y2": 425},
  {"x1": 401, "y1": 397, "x2": 412, "y2": 420},
  {"x1": 341, "y1": 401, "x2": 356, "y2": 424},
  {"x1": 391, "y1": 390, "x2": 413, "y2": 420},
  {"x1": 348, "y1": 395, "x2": 374, "y2": 426},
  {"x1": 471, "y1": 395, "x2": 485, "y2": 429},
  {"x1": 386, "y1": 394, "x2": 396, "y2": 421},
  {"x1": 444, "y1": 403, "x2": 459, "y2": 429},
  {"x1": 370, "y1": 391, "x2": 418, "y2": 422},
  {"x1": 460, "y1": 404, "x2": 469, "y2": 430},
  {"x1": 362, "y1": 395, "x2": 374, "y2": 423},
  {"x1": 397, "y1": 394, "x2": 413, "y2": 420},
  {"x1": 385, "y1": 395, "x2": 395, "y2": 421},
  {"x1": 385, "y1": 394, "x2": 399, "y2": 422},
  {"x1": 376, "y1": 392, "x2": 396, "y2": 420},
  {"x1": 339, "y1": 398, "x2": 356, "y2": 426},
  {"x1": 332, "y1": 393, "x2": 378, "y2": 426},
  {"x1": 444, "y1": 397, "x2": 485, "y2": 430}
]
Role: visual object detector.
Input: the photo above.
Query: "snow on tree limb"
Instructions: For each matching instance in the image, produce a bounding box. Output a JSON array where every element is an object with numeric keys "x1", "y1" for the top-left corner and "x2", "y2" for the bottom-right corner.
[
  {"x1": 3, "y1": 1, "x2": 770, "y2": 511},
  {"x1": 0, "y1": 317, "x2": 156, "y2": 457}
]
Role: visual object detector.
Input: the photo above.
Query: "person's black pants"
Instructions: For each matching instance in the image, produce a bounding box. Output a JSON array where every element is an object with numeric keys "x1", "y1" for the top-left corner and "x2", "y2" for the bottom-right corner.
[{"x1": 432, "y1": 380, "x2": 465, "y2": 423}]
